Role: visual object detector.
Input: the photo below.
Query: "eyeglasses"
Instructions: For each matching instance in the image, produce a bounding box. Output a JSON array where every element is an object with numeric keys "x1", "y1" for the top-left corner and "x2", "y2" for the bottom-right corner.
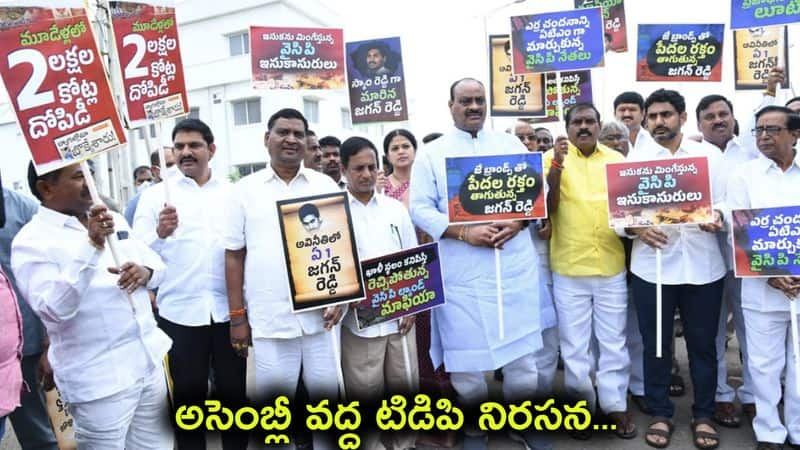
[{"x1": 751, "y1": 126, "x2": 788, "y2": 136}]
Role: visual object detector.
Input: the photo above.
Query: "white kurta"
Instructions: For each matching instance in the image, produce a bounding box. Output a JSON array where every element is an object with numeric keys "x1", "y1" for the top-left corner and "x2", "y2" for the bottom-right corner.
[{"x1": 410, "y1": 126, "x2": 542, "y2": 373}]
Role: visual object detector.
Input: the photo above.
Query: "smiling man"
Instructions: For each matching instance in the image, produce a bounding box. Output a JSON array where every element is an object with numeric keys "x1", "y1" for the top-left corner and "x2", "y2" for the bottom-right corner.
[
  {"x1": 544, "y1": 102, "x2": 634, "y2": 440},
  {"x1": 410, "y1": 78, "x2": 549, "y2": 450},
  {"x1": 695, "y1": 94, "x2": 760, "y2": 430},
  {"x1": 614, "y1": 91, "x2": 652, "y2": 156},
  {"x1": 133, "y1": 119, "x2": 247, "y2": 450}
]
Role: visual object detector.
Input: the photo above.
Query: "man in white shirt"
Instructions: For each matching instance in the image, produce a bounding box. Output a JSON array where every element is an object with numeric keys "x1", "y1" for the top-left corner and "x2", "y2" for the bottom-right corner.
[
  {"x1": 695, "y1": 94, "x2": 759, "y2": 429},
  {"x1": 338, "y1": 136, "x2": 419, "y2": 450},
  {"x1": 12, "y1": 162, "x2": 173, "y2": 449},
  {"x1": 614, "y1": 91, "x2": 653, "y2": 157},
  {"x1": 727, "y1": 105, "x2": 800, "y2": 450},
  {"x1": 133, "y1": 119, "x2": 246, "y2": 450},
  {"x1": 625, "y1": 89, "x2": 726, "y2": 449},
  {"x1": 224, "y1": 108, "x2": 344, "y2": 450}
]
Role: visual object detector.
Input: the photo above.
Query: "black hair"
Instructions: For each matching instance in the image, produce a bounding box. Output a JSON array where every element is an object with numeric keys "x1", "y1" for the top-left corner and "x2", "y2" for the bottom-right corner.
[
  {"x1": 267, "y1": 108, "x2": 308, "y2": 133},
  {"x1": 27, "y1": 161, "x2": 62, "y2": 202},
  {"x1": 755, "y1": 105, "x2": 800, "y2": 131},
  {"x1": 318, "y1": 136, "x2": 341, "y2": 148},
  {"x1": 564, "y1": 102, "x2": 601, "y2": 125},
  {"x1": 383, "y1": 129, "x2": 418, "y2": 155},
  {"x1": 307, "y1": 129, "x2": 316, "y2": 137},
  {"x1": 449, "y1": 78, "x2": 484, "y2": 101},
  {"x1": 695, "y1": 94, "x2": 734, "y2": 121},
  {"x1": 533, "y1": 127, "x2": 552, "y2": 135},
  {"x1": 150, "y1": 150, "x2": 160, "y2": 167},
  {"x1": 172, "y1": 118, "x2": 214, "y2": 144},
  {"x1": 298, "y1": 203, "x2": 320, "y2": 220},
  {"x1": 645, "y1": 89, "x2": 686, "y2": 114},
  {"x1": 422, "y1": 132, "x2": 442, "y2": 144},
  {"x1": 133, "y1": 165, "x2": 151, "y2": 180},
  {"x1": 613, "y1": 91, "x2": 645, "y2": 111},
  {"x1": 340, "y1": 136, "x2": 379, "y2": 169},
  {"x1": 785, "y1": 96, "x2": 800, "y2": 108}
]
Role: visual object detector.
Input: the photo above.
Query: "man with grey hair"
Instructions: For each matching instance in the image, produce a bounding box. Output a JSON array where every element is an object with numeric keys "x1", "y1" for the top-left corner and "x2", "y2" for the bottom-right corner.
[{"x1": 600, "y1": 120, "x2": 631, "y2": 156}]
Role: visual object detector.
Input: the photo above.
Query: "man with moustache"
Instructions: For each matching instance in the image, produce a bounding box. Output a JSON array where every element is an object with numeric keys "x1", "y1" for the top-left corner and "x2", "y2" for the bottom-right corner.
[
  {"x1": 319, "y1": 136, "x2": 345, "y2": 189},
  {"x1": 410, "y1": 78, "x2": 549, "y2": 450},
  {"x1": 224, "y1": 108, "x2": 344, "y2": 450},
  {"x1": 695, "y1": 94, "x2": 759, "y2": 428},
  {"x1": 134, "y1": 119, "x2": 246, "y2": 450},
  {"x1": 12, "y1": 162, "x2": 172, "y2": 449},
  {"x1": 726, "y1": 105, "x2": 800, "y2": 450},
  {"x1": 614, "y1": 91, "x2": 652, "y2": 156},
  {"x1": 305, "y1": 130, "x2": 322, "y2": 172},
  {"x1": 544, "y1": 103, "x2": 635, "y2": 439},
  {"x1": 625, "y1": 89, "x2": 726, "y2": 449}
]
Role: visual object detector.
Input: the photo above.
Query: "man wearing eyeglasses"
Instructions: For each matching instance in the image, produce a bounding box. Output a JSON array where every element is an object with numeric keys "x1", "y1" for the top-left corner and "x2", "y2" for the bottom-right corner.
[
  {"x1": 727, "y1": 105, "x2": 800, "y2": 450},
  {"x1": 695, "y1": 94, "x2": 761, "y2": 430},
  {"x1": 134, "y1": 119, "x2": 247, "y2": 450}
]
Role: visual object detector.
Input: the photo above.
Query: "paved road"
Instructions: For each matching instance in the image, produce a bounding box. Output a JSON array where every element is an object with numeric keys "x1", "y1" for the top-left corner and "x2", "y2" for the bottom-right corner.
[{"x1": 1, "y1": 334, "x2": 760, "y2": 449}]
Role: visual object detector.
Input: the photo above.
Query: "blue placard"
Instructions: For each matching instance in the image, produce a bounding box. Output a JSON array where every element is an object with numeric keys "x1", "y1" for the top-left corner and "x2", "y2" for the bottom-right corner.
[
  {"x1": 731, "y1": 0, "x2": 800, "y2": 29},
  {"x1": 510, "y1": 7, "x2": 605, "y2": 74},
  {"x1": 732, "y1": 205, "x2": 800, "y2": 277}
]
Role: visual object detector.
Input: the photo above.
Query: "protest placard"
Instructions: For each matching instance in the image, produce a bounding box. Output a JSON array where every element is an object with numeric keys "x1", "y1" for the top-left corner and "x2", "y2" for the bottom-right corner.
[
  {"x1": 108, "y1": 0, "x2": 188, "y2": 127},
  {"x1": 532, "y1": 70, "x2": 593, "y2": 124},
  {"x1": 732, "y1": 206, "x2": 800, "y2": 277},
  {"x1": 510, "y1": 7, "x2": 605, "y2": 74},
  {"x1": 488, "y1": 35, "x2": 546, "y2": 117},
  {"x1": 345, "y1": 36, "x2": 408, "y2": 124},
  {"x1": 355, "y1": 242, "x2": 445, "y2": 330},
  {"x1": 445, "y1": 153, "x2": 546, "y2": 224},
  {"x1": 605, "y1": 156, "x2": 713, "y2": 228},
  {"x1": 277, "y1": 192, "x2": 365, "y2": 312},
  {"x1": 733, "y1": 26, "x2": 789, "y2": 90},
  {"x1": 0, "y1": 2, "x2": 126, "y2": 175},
  {"x1": 250, "y1": 26, "x2": 345, "y2": 90},
  {"x1": 731, "y1": 0, "x2": 800, "y2": 29},
  {"x1": 574, "y1": 0, "x2": 628, "y2": 52},
  {"x1": 636, "y1": 24, "x2": 725, "y2": 82}
]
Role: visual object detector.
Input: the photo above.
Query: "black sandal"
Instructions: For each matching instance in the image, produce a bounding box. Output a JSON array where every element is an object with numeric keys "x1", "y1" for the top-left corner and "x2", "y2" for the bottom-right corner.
[
  {"x1": 608, "y1": 411, "x2": 637, "y2": 439},
  {"x1": 691, "y1": 418, "x2": 720, "y2": 450},
  {"x1": 645, "y1": 417, "x2": 674, "y2": 449}
]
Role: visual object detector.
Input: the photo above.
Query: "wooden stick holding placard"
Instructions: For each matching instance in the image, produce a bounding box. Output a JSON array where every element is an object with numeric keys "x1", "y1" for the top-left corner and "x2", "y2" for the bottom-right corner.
[
  {"x1": 791, "y1": 300, "x2": 800, "y2": 396},
  {"x1": 495, "y1": 247, "x2": 504, "y2": 341},
  {"x1": 401, "y1": 330, "x2": 414, "y2": 392},
  {"x1": 656, "y1": 247, "x2": 663, "y2": 359}
]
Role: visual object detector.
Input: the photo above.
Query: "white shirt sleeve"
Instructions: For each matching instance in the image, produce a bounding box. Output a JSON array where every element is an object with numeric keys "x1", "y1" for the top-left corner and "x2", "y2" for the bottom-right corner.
[
  {"x1": 132, "y1": 187, "x2": 166, "y2": 253},
  {"x1": 409, "y1": 150, "x2": 449, "y2": 240},
  {"x1": 224, "y1": 181, "x2": 247, "y2": 251}
]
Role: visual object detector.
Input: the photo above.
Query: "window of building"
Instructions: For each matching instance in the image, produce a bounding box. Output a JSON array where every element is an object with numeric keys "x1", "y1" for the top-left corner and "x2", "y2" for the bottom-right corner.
[
  {"x1": 188, "y1": 107, "x2": 200, "y2": 120},
  {"x1": 232, "y1": 98, "x2": 261, "y2": 126},
  {"x1": 228, "y1": 32, "x2": 250, "y2": 56},
  {"x1": 236, "y1": 162, "x2": 266, "y2": 177},
  {"x1": 137, "y1": 124, "x2": 156, "y2": 139},
  {"x1": 303, "y1": 98, "x2": 319, "y2": 124}
]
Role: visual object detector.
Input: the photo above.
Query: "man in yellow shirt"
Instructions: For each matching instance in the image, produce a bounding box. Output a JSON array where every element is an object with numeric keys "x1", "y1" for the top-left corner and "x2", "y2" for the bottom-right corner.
[{"x1": 544, "y1": 103, "x2": 634, "y2": 440}]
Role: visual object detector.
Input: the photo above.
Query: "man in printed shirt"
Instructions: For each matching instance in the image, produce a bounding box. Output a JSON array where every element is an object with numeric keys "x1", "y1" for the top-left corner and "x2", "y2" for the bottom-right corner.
[
  {"x1": 624, "y1": 89, "x2": 727, "y2": 449},
  {"x1": 726, "y1": 105, "x2": 800, "y2": 450},
  {"x1": 224, "y1": 108, "x2": 344, "y2": 450},
  {"x1": 134, "y1": 119, "x2": 246, "y2": 450},
  {"x1": 695, "y1": 94, "x2": 760, "y2": 428},
  {"x1": 544, "y1": 103, "x2": 634, "y2": 439},
  {"x1": 12, "y1": 162, "x2": 172, "y2": 449},
  {"x1": 410, "y1": 78, "x2": 548, "y2": 450},
  {"x1": 338, "y1": 136, "x2": 419, "y2": 450}
]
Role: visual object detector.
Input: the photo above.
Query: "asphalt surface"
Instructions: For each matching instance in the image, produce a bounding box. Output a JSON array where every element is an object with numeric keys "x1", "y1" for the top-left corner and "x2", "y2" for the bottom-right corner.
[{"x1": 1, "y1": 332, "x2": 761, "y2": 450}]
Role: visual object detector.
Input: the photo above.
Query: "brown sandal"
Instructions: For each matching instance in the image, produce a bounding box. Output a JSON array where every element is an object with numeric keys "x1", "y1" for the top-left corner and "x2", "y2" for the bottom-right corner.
[
  {"x1": 608, "y1": 411, "x2": 637, "y2": 439},
  {"x1": 645, "y1": 417, "x2": 674, "y2": 449},
  {"x1": 712, "y1": 401, "x2": 741, "y2": 428},
  {"x1": 691, "y1": 418, "x2": 720, "y2": 450}
]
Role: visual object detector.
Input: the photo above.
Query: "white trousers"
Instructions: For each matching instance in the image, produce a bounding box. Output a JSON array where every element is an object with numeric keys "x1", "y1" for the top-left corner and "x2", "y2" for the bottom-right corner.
[
  {"x1": 253, "y1": 332, "x2": 341, "y2": 450},
  {"x1": 744, "y1": 308, "x2": 800, "y2": 445},
  {"x1": 535, "y1": 326, "x2": 559, "y2": 395},
  {"x1": 450, "y1": 352, "x2": 539, "y2": 406},
  {"x1": 627, "y1": 290, "x2": 646, "y2": 396},
  {"x1": 553, "y1": 271, "x2": 630, "y2": 413},
  {"x1": 716, "y1": 272, "x2": 754, "y2": 403},
  {"x1": 68, "y1": 364, "x2": 173, "y2": 450}
]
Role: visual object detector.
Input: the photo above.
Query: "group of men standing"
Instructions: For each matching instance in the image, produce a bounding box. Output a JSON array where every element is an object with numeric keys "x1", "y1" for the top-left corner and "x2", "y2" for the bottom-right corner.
[{"x1": 1, "y1": 66, "x2": 800, "y2": 450}]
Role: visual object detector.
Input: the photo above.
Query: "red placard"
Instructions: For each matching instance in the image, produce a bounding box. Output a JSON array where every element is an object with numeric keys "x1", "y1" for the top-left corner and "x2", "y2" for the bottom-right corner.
[
  {"x1": 0, "y1": 4, "x2": 126, "y2": 175},
  {"x1": 605, "y1": 156, "x2": 713, "y2": 228},
  {"x1": 250, "y1": 26, "x2": 345, "y2": 90},
  {"x1": 109, "y1": 1, "x2": 188, "y2": 127}
]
